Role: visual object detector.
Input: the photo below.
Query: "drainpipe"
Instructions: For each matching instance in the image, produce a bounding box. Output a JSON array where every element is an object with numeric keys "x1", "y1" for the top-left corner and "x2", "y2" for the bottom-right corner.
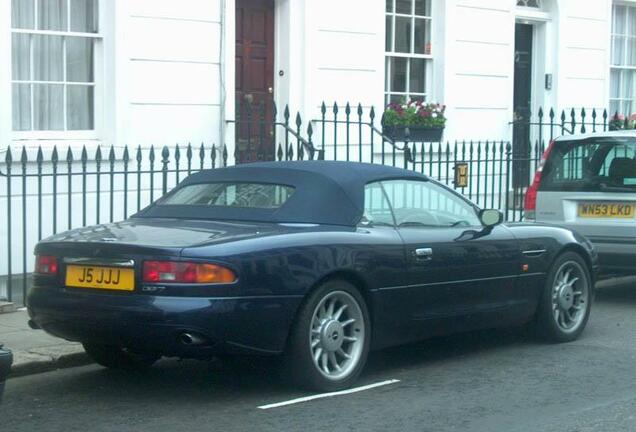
[{"x1": 219, "y1": 0, "x2": 227, "y2": 159}]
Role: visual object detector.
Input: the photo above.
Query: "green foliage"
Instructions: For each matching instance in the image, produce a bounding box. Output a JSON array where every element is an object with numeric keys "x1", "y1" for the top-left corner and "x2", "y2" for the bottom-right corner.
[{"x1": 382, "y1": 100, "x2": 447, "y2": 128}]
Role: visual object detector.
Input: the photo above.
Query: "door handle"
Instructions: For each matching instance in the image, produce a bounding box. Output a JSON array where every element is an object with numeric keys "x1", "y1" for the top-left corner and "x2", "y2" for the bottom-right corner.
[
  {"x1": 244, "y1": 93, "x2": 254, "y2": 104},
  {"x1": 413, "y1": 247, "x2": 433, "y2": 260}
]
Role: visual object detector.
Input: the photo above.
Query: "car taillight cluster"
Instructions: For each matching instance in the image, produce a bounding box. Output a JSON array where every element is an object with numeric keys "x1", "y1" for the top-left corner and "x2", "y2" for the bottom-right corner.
[
  {"x1": 35, "y1": 255, "x2": 58, "y2": 275},
  {"x1": 524, "y1": 140, "x2": 556, "y2": 220},
  {"x1": 142, "y1": 261, "x2": 237, "y2": 284}
]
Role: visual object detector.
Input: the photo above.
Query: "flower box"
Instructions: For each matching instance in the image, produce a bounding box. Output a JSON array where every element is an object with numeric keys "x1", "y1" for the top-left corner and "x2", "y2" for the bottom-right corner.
[
  {"x1": 382, "y1": 125, "x2": 444, "y2": 142},
  {"x1": 382, "y1": 101, "x2": 447, "y2": 142}
]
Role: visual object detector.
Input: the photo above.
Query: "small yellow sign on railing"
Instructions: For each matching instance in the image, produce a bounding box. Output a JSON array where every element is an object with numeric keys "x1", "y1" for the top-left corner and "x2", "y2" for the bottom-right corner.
[{"x1": 454, "y1": 163, "x2": 469, "y2": 188}]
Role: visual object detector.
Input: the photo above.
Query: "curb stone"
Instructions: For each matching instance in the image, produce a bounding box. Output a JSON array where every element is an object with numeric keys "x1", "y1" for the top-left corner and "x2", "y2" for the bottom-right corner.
[
  {"x1": 0, "y1": 302, "x2": 16, "y2": 314},
  {"x1": 9, "y1": 350, "x2": 93, "y2": 378}
]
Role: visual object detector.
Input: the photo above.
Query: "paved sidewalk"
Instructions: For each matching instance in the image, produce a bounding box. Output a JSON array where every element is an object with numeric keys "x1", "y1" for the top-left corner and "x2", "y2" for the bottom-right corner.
[{"x1": 0, "y1": 310, "x2": 91, "y2": 377}]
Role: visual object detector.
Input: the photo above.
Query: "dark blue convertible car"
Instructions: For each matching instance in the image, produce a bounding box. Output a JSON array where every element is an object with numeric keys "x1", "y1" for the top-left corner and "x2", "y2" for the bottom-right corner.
[{"x1": 27, "y1": 161, "x2": 597, "y2": 391}]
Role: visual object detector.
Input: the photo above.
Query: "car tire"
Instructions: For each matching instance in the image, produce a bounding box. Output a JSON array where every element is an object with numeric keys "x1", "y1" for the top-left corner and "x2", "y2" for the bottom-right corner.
[
  {"x1": 83, "y1": 343, "x2": 159, "y2": 371},
  {"x1": 284, "y1": 279, "x2": 371, "y2": 392},
  {"x1": 536, "y1": 251, "x2": 593, "y2": 343}
]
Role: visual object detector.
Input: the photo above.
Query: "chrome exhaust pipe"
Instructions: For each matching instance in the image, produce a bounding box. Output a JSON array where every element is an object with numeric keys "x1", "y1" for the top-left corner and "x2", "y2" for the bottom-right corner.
[{"x1": 179, "y1": 332, "x2": 206, "y2": 346}]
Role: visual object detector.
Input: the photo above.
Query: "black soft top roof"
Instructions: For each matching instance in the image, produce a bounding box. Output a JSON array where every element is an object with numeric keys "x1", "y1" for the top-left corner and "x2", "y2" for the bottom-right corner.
[{"x1": 133, "y1": 161, "x2": 428, "y2": 226}]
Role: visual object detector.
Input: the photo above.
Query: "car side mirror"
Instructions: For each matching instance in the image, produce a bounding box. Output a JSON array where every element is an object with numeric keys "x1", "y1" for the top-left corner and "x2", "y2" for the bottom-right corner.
[{"x1": 479, "y1": 209, "x2": 503, "y2": 227}]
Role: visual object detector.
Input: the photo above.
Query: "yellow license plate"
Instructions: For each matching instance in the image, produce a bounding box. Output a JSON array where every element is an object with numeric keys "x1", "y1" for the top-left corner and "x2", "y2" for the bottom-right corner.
[
  {"x1": 65, "y1": 265, "x2": 135, "y2": 291},
  {"x1": 578, "y1": 202, "x2": 636, "y2": 218}
]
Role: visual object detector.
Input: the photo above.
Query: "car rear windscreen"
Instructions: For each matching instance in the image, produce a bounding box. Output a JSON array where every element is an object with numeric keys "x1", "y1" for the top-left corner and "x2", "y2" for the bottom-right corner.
[
  {"x1": 158, "y1": 182, "x2": 295, "y2": 209},
  {"x1": 539, "y1": 137, "x2": 636, "y2": 193}
]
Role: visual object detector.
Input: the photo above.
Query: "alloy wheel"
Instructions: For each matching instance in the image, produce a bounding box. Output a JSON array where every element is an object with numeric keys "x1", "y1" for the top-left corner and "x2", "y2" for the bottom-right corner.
[
  {"x1": 309, "y1": 290, "x2": 365, "y2": 381},
  {"x1": 551, "y1": 260, "x2": 589, "y2": 333}
]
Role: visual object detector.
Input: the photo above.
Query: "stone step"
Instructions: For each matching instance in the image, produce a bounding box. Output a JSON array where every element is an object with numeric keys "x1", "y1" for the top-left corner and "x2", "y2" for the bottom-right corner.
[{"x1": 0, "y1": 302, "x2": 16, "y2": 315}]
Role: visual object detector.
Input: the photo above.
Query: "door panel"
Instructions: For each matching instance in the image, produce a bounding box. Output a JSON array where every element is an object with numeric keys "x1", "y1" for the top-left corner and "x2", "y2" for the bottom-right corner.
[
  {"x1": 374, "y1": 179, "x2": 524, "y2": 342},
  {"x1": 513, "y1": 23, "x2": 533, "y2": 188},
  {"x1": 399, "y1": 225, "x2": 522, "y2": 330},
  {"x1": 235, "y1": 0, "x2": 275, "y2": 163}
]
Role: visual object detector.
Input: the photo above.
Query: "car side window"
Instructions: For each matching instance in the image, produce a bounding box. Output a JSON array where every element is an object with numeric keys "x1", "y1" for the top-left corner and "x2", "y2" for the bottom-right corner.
[
  {"x1": 380, "y1": 179, "x2": 481, "y2": 228},
  {"x1": 362, "y1": 182, "x2": 395, "y2": 226}
]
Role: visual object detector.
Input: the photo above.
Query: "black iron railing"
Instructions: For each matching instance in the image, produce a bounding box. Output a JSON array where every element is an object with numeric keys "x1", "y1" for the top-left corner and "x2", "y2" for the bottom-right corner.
[{"x1": 0, "y1": 102, "x2": 623, "y2": 304}]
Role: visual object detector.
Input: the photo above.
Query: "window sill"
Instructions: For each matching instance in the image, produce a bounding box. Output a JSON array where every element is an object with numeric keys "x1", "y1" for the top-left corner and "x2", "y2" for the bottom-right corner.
[{"x1": 12, "y1": 131, "x2": 100, "y2": 141}]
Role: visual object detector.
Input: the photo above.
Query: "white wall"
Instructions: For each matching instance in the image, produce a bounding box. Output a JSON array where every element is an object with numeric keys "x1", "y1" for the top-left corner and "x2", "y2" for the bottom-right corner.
[
  {"x1": 126, "y1": 0, "x2": 224, "y2": 149},
  {"x1": 556, "y1": 0, "x2": 611, "y2": 111},
  {"x1": 443, "y1": 0, "x2": 515, "y2": 142},
  {"x1": 302, "y1": 0, "x2": 385, "y2": 133}
]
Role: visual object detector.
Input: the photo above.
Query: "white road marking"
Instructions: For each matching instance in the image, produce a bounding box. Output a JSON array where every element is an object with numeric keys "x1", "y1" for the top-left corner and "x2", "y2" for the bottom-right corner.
[
  {"x1": 257, "y1": 379, "x2": 400, "y2": 410},
  {"x1": 17, "y1": 307, "x2": 27, "y2": 311}
]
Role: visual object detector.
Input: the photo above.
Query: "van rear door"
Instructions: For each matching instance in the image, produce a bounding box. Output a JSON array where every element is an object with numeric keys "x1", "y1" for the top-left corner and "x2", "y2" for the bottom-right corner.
[{"x1": 535, "y1": 136, "x2": 636, "y2": 275}]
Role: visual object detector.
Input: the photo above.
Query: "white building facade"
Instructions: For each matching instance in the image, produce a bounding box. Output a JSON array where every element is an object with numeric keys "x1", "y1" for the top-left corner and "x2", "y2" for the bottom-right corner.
[{"x1": 0, "y1": 0, "x2": 628, "y2": 154}]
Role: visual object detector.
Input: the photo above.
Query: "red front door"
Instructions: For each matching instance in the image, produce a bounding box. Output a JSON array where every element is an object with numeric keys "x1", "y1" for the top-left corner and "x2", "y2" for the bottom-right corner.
[{"x1": 235, "y1": 0, "x2": 275, "y2": 163}]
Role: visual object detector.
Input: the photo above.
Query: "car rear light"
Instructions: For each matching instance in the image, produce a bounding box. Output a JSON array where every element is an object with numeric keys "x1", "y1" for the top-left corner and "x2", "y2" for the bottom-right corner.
[
  {"x1": 524, "y1": 140, "x2": 556, "y2": 220},
  {"x1": 35, "y1": 255, "x2": 58, "y2": 275},
  {"x1": 142, "y1": 261, "x2": 236, "y2": 284}
]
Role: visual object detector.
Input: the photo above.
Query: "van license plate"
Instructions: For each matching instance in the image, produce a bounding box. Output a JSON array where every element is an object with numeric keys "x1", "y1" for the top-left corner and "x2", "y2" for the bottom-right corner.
[
  {"x1": 577, "y1": 203, "x2": 636, "y2": 218},
  {"x1": 65, "y1": 265, "x2": 135, "y2": 291}
]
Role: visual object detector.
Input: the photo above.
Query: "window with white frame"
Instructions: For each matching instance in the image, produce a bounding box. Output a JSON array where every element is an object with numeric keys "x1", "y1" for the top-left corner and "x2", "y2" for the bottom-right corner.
[
  {"x1": 11, "y1": 0, "x2": 99, "y2": 133},
  {"x1": 385, "y1": 0, "x2": 432, "y2": 105},
  {"x1": 610, "y1": 3, "x2": 636, "y2": 115}
]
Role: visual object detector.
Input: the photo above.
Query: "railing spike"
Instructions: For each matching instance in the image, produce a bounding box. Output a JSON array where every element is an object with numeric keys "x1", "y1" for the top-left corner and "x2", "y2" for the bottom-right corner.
[
  {"x1": 123, "y1": 146, "x2": 130, "y2": 162},
  {"x1": 357, "y1": 102, "x2": 363, "y2": 116},
  {"x1": 295, "y1": 112, "x2": 302, "y2": 128},
  {"x1": 36, "y1": 146, "x2": 43, "y2": 163},
  {"x1": 345, "y1": 102, "x2": 351, "y2": 115},
  {"x1": 284, "y1": 104, "x2": 290, "y2": 120},
  {"x1": 321, "y1": 101, "x2": 326, "y2": 115},
  {"x1": 81, "y1": 145, "x2": 88, "y2": 162},
  {"x1": 5, "y1": 146, "x2": 12, "y2": 163},
  {"x1": 333, "y1": 102, "x2": 339, "y2": 114},
  {"x1": 108, "y1": 146, "x2": 116, "y2": 162},
  {"x1": 66, "y1": 146, "x2": 73, "y2": 162},
  {"x1": 149, "y1": 145, "x2": 155, "y2": 162},
  {"x1": 370, "y1": 106, "x2": 375, "y2": 120},
  {"x1": 51, "y1": 146, "x2": 58, "y2": 162}
]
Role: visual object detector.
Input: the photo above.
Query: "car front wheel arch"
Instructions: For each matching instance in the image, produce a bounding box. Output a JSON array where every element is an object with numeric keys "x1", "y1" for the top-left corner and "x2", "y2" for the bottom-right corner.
[{"x1": 558, "y1": 244, "x2": 596, "y2": 284}]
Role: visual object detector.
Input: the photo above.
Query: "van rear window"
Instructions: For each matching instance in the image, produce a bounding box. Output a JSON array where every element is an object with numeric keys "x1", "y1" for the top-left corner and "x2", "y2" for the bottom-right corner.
[{"x1": 540, "y1": 137, "x2": 636, "y2": 193}]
